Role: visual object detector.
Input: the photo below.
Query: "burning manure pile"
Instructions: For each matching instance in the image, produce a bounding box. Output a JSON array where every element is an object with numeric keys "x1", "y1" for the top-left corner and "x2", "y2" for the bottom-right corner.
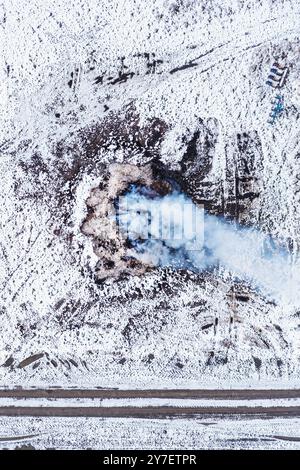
[
  {"x1": 81, "y1": 162, "x2": 300, "y2": 304},
  {"x1": 81, "y1": 163, "x2": 174, "y2": 282}
]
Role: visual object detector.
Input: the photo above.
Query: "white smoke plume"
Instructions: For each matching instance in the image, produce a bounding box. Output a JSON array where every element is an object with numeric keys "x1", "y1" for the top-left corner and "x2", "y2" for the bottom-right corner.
[{"x1": 117, "y1": 187, "x2": 300, "y2": 305}]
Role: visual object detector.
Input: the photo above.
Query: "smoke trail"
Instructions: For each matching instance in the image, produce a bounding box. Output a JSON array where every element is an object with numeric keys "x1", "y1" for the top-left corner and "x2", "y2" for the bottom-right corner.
[{"x1": 116, "y1": 187, "x2": 299, "y2": 304}]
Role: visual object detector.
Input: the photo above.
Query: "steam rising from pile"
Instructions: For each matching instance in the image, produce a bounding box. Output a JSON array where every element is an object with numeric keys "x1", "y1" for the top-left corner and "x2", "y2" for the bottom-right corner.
[{"x1": 117, "y1": 187, "x2": 300, "y2": 304}]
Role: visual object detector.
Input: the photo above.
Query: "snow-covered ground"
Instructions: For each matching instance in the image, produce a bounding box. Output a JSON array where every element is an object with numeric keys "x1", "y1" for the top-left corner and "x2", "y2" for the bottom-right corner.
[
  {"x1": 1, "y1": 0, "x2": 300, "y2": 394},
  {"x1": 0, "y1": 415, "x2": 299, "y2": 450},
  {"x1": 1, "y1": 396, "x2": 300, "y2": 407}
]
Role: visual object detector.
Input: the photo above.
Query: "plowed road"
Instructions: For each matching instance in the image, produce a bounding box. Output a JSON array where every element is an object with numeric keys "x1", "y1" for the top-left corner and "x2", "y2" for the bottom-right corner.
[
  {"x1": 0, "y1": 389, "x2": 300, "y2": 399},
  {"x1": 0, "y1": 389, "x2": 299, "y2": 418},
  {"x1": 0, "y1": 406, "x2": 299, "y2": 418}
]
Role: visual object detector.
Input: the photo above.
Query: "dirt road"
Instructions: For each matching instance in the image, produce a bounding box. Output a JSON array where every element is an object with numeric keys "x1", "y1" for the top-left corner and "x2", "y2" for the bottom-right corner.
[
  {"x1": 0, "y1": 389, "x2": 300, "y2": 418},
  {"x1": 0, "y1": 388, "x2": 299, "y2": 399},
  {"x1": 0, "y1": 405, "x2": 299, "y2": 418}
]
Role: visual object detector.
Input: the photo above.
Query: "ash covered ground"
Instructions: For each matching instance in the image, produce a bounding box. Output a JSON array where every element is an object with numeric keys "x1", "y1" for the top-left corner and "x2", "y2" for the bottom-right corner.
[{"x1": 1, "y1": 0, "x2": 300, "y2": 388}]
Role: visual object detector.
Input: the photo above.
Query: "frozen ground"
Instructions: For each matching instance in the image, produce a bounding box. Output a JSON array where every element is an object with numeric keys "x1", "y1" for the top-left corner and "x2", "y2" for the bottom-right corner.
[
  {"x1": 0, "y1": 415, "x2": 300, "y2": 450},
  {"x1": 1, "y1": 0, "x2": 300, "y2": 394}
]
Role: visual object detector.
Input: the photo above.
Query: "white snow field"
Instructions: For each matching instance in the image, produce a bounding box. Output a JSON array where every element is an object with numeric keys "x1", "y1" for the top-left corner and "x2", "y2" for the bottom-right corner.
[
  {"x1": 0, "y1": 415, "x2": 300, "y2": 450},
  {"x1": 1, "y1": 0, "x2": 300, "y2": 449}
]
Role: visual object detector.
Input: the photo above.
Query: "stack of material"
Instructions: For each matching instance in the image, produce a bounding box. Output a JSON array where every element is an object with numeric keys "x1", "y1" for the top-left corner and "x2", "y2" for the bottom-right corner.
[
  {"x1": 267, "y1": 94, "x2": 284, "y2": 125},
  {"x1": 266, "y1": 62, "x2": 288, "y2": 88}
]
